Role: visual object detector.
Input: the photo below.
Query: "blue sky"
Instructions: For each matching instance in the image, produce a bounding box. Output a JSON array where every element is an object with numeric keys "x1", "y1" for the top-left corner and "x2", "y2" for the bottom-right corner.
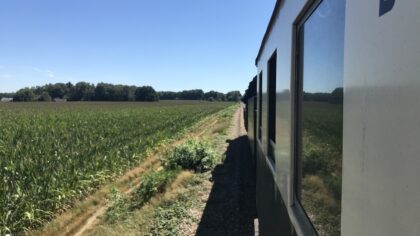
[
  {"x1": 0, "y1": 0, "x2": 276, "y2": 93},
  {"x1": 303, "y1": 0, "x2": 345, "y2": 93}
]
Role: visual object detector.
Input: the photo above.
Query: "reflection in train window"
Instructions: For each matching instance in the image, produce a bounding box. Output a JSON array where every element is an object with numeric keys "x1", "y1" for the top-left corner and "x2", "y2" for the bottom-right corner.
[
  {"x1": 296, "y1": 0, "x2": 345, "y2": 235},
  {"x1": 258, "y1": 72, "x2": 263, "y2": 140},
  {"x1": 267, "y1": 52, "x2": 276, "y2": 161}
]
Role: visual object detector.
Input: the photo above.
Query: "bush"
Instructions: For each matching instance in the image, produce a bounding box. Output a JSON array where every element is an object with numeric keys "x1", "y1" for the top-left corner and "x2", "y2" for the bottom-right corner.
[
  {"x1": 163, "y1": 140, "x2": 216, "y2": 172},
  {"x1": 131, "y1": 170, "x2": 178, "y2": 209}
]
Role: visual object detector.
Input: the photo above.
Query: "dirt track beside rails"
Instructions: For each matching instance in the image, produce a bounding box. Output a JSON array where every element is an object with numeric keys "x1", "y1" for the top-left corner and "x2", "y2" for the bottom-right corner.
[{"x1": 195, "y1": 104, "x2": 257, "y2": 235}]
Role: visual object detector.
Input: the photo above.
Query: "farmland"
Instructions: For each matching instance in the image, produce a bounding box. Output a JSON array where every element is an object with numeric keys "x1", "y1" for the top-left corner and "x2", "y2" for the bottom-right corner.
[{"x1": 0, "y1": 101, "x2": 233, "y2": 235}]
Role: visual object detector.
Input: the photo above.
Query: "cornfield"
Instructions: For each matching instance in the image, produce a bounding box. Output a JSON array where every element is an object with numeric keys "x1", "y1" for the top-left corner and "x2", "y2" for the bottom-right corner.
[{"x1": 0, "y1": 101, "x2": 231, "y2": 235}]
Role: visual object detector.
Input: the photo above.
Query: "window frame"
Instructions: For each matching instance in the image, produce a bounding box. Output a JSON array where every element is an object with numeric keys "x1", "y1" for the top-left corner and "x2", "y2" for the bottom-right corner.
[
  {"x1": 258, "y1": 71, "x2": 263, "y2": 141},
  {"x1": 292, "y1": 0, "x2": 333, "y2": 234}
]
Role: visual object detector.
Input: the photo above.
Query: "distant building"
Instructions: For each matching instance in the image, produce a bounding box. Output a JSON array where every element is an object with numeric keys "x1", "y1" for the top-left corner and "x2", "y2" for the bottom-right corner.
[
  {"x1": 1, "y1": 97, "x2": 13, "y2": 102},
  {"x1": 53, "y1": 98, "x2": 67, "y2": 102}
]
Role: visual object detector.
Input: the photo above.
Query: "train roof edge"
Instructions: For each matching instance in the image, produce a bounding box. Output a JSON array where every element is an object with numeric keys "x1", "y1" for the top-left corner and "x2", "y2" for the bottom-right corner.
[{"x1": 255, "y1": 0, "x2": 282, "y2": 66}]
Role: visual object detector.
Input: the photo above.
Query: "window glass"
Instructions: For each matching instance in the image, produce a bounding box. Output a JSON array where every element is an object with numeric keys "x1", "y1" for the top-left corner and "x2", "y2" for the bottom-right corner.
[
  {"x1": 297, "y1": 0, "x2": 345, "y2": 235},
  {"x1": 267, "y1": 52, "x2": 276, "y2": 160}
]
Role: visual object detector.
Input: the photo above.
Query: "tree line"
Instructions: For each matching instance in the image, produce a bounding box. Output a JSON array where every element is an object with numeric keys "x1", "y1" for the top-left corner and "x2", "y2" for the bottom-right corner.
[
  {"x1": 158, "y1": 90, "x2": 241, "y2": 102},
  {"x1": 240, "y1": 75, "x2": 343, "y2": 104},
  {"x1": 303, "y1": 87, "x2": 343, "y2": 104},
  {"x1": 1, "y1": 82, "x2": 242, "y2": 102},
  {"x1": 6, "y1": 82, "x2": 158, "y2": 102},
  {"x1": 241, "y1": 76, "x2": 257, "y2": 103}
]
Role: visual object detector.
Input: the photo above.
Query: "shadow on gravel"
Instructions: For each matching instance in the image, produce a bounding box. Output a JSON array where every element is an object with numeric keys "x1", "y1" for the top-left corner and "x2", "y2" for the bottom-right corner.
[{"x1": 196, "y1": 135, "x2": 257, "y2": 236}]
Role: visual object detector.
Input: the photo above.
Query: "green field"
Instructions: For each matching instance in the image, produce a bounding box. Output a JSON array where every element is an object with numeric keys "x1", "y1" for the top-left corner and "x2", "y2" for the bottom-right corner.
[{"x1": 0, "y1": 101, "x2": 232, "y2": 235}]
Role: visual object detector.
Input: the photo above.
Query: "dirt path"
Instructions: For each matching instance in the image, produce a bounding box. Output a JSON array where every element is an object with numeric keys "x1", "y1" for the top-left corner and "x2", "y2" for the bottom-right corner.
[
  {"x1": 232, "y1": 103, "x2": 247, "y2": 136},
  {"x1": 194, "y1": 104, "x2": 257, "y2": 235}
]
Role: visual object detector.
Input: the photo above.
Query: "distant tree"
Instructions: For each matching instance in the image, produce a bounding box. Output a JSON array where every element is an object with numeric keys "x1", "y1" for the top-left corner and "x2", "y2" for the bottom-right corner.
[
  {"x1": 112, "y1": 85, "x2": 125, "y2": 101},
  {"x1": 94, "y1": 83, "x2": 106, "y2": 101},
  {"x1": 108, "y1": 85, "x2": 136, "y2": 101},
  {"x1": 303, "y1": 92, "x2": 330, "y2": 102},
  {"x1": 178, "y1": 89, "x2": 204, "y2": 100},
  {"x1": 66, "y1": 82, "x2": 74, "y2": 94},
  {"x1": 38, "y1": 92, "x2": 52, "y2": 102},
  {"x1": 204, "y1": 91, "x2": 226, "y2": 101},
  {"x1": 158, "y1": 91, "x2": 178, "y2": 100},
  {"x1": 0, "y1": 93, "x2": 15, "y2": 99},
  {"x1": 242, "y1": 76, "x2": 257, "y2": 103},
  {"x1": 122, "y1": 86, "x2": 136, "y2": 101},
  {"x1": 94, "y1": 83, "x2": 119, "y2": 101},
  {"x1": 33, "y1": 86, "x2": 45, "y2": 96},
  {"x1": 226, "y1": 91, "x2": 242, "y2": 102},
  {"x1": 91, "y1": 83, "x2": 133, "y2": 101},
  {"x1": 135, "y1": 86, "x2": 159, "y2": 101},
  {"x1": 329, "y1": 87, "x2": 343, "y2": 104},
  {"x1": 46, "y1": 83, "x2": 69, "y2": 99},
  {"x1": 70, "y1": 82, "x2": 95, "y2": 101},
  {"x1": 13, "y1": 88, "x2": 35, "y2": 101}
]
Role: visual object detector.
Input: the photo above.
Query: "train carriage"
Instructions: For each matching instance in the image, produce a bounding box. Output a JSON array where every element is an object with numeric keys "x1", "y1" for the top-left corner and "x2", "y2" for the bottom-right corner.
[{"x1": 245, "y1": 0, "x2": 420, "y2": 235}]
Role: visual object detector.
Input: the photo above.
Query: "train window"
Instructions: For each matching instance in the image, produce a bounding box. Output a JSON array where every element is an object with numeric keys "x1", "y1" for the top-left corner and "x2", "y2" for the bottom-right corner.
[
  {"x1": 258, "y1": 72, "x2": 263, "y2": 140},
  {"x1": 296, "y1": 0, "x2": 345, "y2": 235},
  {"x1": 267, "y1": 52, "x2": 276, "y2": 161}
]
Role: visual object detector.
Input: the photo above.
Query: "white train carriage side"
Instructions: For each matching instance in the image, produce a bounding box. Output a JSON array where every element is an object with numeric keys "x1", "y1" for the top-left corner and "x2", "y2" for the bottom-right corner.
[{"x1": 245, "y1": 0, "x2": 420, "y2": 235}]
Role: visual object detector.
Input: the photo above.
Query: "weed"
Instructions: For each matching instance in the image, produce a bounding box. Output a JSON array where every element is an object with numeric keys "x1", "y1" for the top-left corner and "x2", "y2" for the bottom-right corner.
[
  {"x1": 131, "y1": 170, "x2": 179, "y2": 209},
  {"x1": 103, "y1": 188, "x2": 129, "y2": 224},
  {"x1": 163, "y1": 140, "x2": 216, "y2": 172},
  {"x1": 149, "y1": 200, "x2": 186, "y2": 236}
]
